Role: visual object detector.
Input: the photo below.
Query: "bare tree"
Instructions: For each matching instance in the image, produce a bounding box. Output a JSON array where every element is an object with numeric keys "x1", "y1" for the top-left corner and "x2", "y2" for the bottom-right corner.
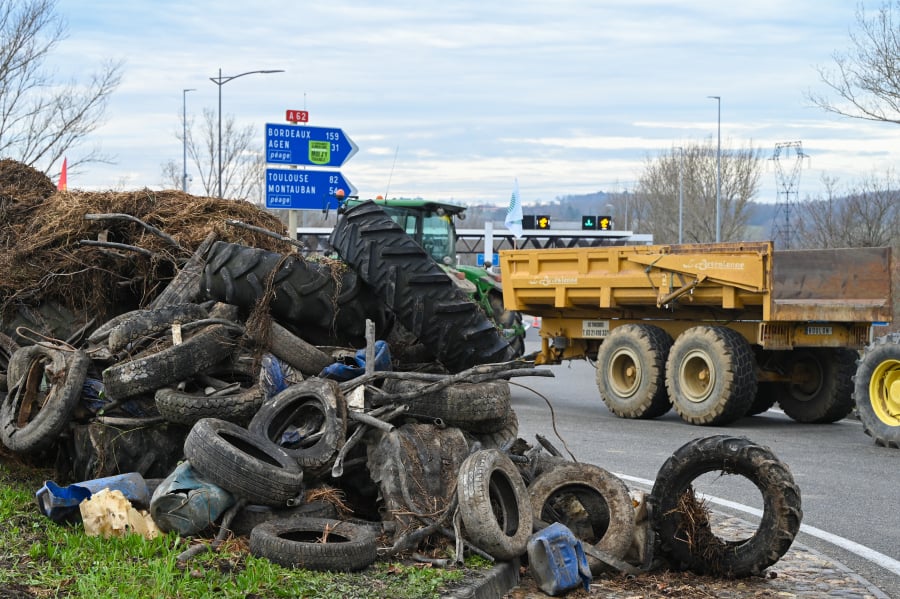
[
  {"x1": 161, "y1": 107, "x2": 264, "y2": 201},
  {"x1": 808, "y1": 2, "x2": 900, "y2": 124},
  {"x1": 635, "y1": 140, "x2": 763, "y2": 244},
  {"x1": 0, "y1": 0, "x2": 122, "y2": 177},
  {"x1": 796, "y1": 171, "x2": 900, "y2": 249}
]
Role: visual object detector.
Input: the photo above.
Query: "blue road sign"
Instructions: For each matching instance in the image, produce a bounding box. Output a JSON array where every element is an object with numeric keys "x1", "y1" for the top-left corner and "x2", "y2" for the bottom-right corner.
[
  {"x1": 265, "y1": 167, "x2": 357, "y2": 210},
  {"x1": 265, "y1": 123, "x2": 358, "y2": 167}
]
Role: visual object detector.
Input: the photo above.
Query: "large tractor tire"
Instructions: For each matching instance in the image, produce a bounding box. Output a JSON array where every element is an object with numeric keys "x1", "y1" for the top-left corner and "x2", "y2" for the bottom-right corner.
[
  {"x1": 853, "y1": 333, "x2": 900, "y2": 448},
  {"x1": 650, "y1": 435, "x2": 802, "y2": 578},
  {"x1": 665, "y1": 326, "x2": 756, "y2": 426},
  {"x1": 200, "y1": 241, "x2": 392, "y2": 346},
  {"x1": 595, "y1": 324, "x2": 673, "y2": 419},
  {"x1": 775, "y1": 348, "x2": 857, "y2": 423},
  {"x1": 330, "y1": 201, "x2": 517, "y2": 373}
]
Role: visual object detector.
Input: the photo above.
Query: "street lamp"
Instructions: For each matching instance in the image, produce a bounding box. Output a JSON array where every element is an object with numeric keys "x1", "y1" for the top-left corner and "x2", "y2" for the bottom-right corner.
[
  {"x1": 210, "y1": 68, "x2": 285, "y2": 198},
  {"x1": 182, "y1": 88, "x2": 195, "y2": 192},
  {"x1": 708, "y1": 95, "x2": 721, "y2": 242}
]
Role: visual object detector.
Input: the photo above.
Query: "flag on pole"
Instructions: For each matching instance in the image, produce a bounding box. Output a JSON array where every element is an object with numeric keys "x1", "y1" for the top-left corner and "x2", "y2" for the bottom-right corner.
[
  {"x1": 504, "y1": 178, "x2": 523, "y2": 239},
  {"x1": 57, "y1": 158, "x2": 68, "y2": 191}
]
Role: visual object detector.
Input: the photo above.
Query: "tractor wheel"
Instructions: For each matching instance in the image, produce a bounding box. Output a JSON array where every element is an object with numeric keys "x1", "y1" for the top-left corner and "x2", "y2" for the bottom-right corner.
[
  {"x1": 330, "y1": 201, "x2": 517, "y2": 373},
  {"x1": 595, "y1": 324, "x2": 673, "y2": 419},
  {"x1": 853, "y1": 333, "x2": 900, "y2": 448},
  {"x1": 775, "y1": 348, "x2": 857, "y2": 423},
  {"x1": 666, "y1": 326, "x2": 756, "y2": 426}
]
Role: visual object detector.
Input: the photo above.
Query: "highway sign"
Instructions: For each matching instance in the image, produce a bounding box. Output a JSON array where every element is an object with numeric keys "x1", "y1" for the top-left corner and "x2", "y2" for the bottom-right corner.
[
  {"x1": 265, "y1": 167, "x2": 356, "y2": 210},
  {"x1": 285, "y1": 110, "x2": 309, "y2": 123},
  {"x1": 265, "y1": 123, "x2": 358, "y2": 167}
]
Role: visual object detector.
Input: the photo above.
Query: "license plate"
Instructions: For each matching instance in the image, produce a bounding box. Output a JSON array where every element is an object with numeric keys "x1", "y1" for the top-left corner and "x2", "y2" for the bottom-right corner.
[
  {"x1": 582, "y1": 320, "x2": 610, "y2": 338},
  {"x1": 806, "y1": 325, "x2": 833, "y2": 336}
]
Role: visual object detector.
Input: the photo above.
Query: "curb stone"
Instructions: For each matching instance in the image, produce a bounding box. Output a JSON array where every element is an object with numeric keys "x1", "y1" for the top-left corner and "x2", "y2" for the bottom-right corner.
[{"x1": 443, "y1": 559, "x2": 520, "y2": 599}]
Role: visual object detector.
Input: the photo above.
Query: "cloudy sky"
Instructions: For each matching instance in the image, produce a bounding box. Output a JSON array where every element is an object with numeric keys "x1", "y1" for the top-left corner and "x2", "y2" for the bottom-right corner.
[{"x1": 49, "y1": 0, "x2": 897, "y2": 206}]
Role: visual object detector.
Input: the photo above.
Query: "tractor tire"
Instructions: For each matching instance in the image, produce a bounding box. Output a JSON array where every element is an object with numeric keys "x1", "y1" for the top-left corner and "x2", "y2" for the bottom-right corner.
[
  {"x1": 528, "y1": 462, "x2": 635, "y2": 574},
  {"x1": 1, "y1": 346, "x2": 90, "y2": 453},
  {"x1": 666, "y1": 326, "x2": 756, "y2": 426},
  {"x1": 775, "y1": 348, "x2": 857, "y2": 423},
  {"x1": 457, "y1": 448, "x2": 532, "y2": 561},
  {"x1": 183, "y1": 417, "x2": 304, "y2": 507},
  {"x1": 596, "y1": 324, "x2": 673, "y2": 419},
  {"x1": 200, "y1": 241, "x2": 392, "y2": 346},
  {"x1": 488, "y1": 290, "x2": 525, "y2": 359},
  {"x1": 330, "y1": 201, "x2": 517, "y2": 373},
  {"x1": 650, "y1": 435, "x2": 802, "y2": 578},
  {"x1": 250, "y1": 516, "x2": 378, "y2": 571},
  {"x1": 853, "y1": 333, "x2": 900, "y2": 448}
]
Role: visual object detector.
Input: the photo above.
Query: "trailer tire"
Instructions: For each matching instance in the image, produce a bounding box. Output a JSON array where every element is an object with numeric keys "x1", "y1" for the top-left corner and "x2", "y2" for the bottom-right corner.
[
  {"x1": 528, "y1": 462, "x2": 635, "y2": 574},
  {"x1": 775, "y1": 348, "x2": 857, "y2": 423},
  {"x1": 853, "y1": 333, "x2": 900, "y2": 448},
  {"x1": 1, "y1": 346, "x2": 90, "y2": 453},
  {"x1": 330, "y1": 201, "x2": 517, "y2": 373},
  {"x1": 183, "y1": 417, "x2": 304, "y2": 506},
  {"x1": 381, "y1": 379, "x2": 512, "y2": 433},
  {"x1": 250, "y1": 516, "x2": 377, "y2": 571},
  {"x1": 596, "y1": 324, "x2": 673, "y2": 419},
  {"x1": 457, "y1": 448, "x2": 532, "y2": 560},
  {"x1": 747, "y1": 384, "x2": 778, "y2": 416},
  {"x1": 666, "y1": 326, "x2": 756, "y2": 426},
  {"x1": 649, "y1": 435, "x2": 802, "y2": 577}
]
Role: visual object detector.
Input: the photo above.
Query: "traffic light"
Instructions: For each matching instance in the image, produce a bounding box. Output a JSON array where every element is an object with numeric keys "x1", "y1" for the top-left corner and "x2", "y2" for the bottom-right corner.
[
  {"x1": 581, "y1": 215, "x2": 597, "y2": 230},
  {"x1": 598, "y1": 215, "x2": 612, "y2": 231},
  {"x1": 522, "y1": 214, "x2": 536, "y2": 229},
  {"x1": 536, "y1": 215, "x2": 551, "y2": 230}
]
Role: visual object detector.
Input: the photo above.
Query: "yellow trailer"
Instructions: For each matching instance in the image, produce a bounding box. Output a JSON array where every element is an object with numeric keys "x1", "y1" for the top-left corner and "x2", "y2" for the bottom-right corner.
[{"x1": 500, "y1": 242, "x2": 898, "y2": 444}]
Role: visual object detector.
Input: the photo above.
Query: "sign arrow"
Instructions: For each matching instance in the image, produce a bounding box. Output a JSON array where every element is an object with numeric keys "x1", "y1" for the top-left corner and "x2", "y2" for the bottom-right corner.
[
  {"x1": 264, "y1": 167, "x2": 356, "y2": 211},
  {"x1": 265, "y1": 123, "x2": 358, "y2": 168}
]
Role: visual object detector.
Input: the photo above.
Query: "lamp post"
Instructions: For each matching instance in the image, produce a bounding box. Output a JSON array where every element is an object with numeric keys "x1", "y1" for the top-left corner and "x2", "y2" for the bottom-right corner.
[
  {"x1": 182, "y1": 88, "x2": 195, "y2": 192},
  {"x1": 708, "y1": 95, "x2": 721, "y2": 242},
  {"x1": 210, "y1": 68, "x2": 285, "y2": 198}
]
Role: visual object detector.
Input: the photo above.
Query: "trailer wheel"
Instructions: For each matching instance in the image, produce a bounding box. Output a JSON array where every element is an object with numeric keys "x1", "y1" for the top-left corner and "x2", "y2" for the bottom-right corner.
[
  {"x1": 596, "y1": 324, "x2": 673, "y2": 419},
  {"x1": 853, "y1": 333, "x2": 900, "y2": 448},
  {"x1": 650, "y1": 435, "x2": 802, "y2": 577},
  {"x1": 528, "y1": 462, "x2": 635, "y2": 574},
  {"x1": 457, "y1": 449, "x2": 532, "y2": 560},
  {"x1": 775, "y1": 348, "x2": 856, "y2": 423},
  {"x1": 330, "y1": 201, "x2": 517, "y2": 373},
  {"x1": 666, "y1": 326, "x2": 756, "y2": 426}
]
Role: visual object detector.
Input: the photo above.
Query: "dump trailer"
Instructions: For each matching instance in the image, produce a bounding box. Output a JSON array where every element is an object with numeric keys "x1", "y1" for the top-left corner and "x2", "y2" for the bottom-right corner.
[{"x1": 500, "y1": 241, "x2": 900, "y2": 445}]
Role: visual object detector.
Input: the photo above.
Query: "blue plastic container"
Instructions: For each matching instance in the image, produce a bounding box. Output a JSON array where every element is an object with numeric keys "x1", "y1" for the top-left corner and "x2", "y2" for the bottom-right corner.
[
  {"x1": 35, "y1": 472, "x2": 150, "y2": 523},
  {"x1": 526, "y1": 522, "x2": 592, "y2": 596},
  {"x1": 150, "y1": 461, "x2": 234, "y2": 535}
]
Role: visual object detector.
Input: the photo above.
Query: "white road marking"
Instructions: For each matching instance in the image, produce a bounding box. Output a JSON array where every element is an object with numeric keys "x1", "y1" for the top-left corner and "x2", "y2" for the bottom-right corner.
[{"x1": 616, "y1": 473, "x2": 900, "y2": 577}]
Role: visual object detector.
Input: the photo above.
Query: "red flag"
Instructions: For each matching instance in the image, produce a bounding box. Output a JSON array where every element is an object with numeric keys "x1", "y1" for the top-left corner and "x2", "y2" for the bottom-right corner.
[{"x1": 58, "y1": 158, "x2": 67, "y2": 191}]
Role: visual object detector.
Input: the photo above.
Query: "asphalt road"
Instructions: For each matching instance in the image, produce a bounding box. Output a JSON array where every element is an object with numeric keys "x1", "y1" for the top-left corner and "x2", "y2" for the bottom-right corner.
[{"x1": 510, "y1": 334, "x2": 900, "y2": 596}]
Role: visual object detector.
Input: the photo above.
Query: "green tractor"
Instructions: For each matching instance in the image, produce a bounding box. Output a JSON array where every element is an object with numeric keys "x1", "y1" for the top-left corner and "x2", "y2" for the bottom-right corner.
[{"x1": 340, "y1": 197, "x2": 527, "y2": 357}]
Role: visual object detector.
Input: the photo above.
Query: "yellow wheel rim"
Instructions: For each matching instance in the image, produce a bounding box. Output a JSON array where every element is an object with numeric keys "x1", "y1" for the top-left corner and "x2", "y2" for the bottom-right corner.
[{"x1": 869, "y1": 357, "x2": 900, "y2": 427}]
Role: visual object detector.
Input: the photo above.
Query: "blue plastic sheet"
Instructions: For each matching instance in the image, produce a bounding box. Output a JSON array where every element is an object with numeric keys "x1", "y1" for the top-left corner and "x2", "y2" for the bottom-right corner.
[{"x1": 320, "y1": 340, "x2": 392, "y2": 382}]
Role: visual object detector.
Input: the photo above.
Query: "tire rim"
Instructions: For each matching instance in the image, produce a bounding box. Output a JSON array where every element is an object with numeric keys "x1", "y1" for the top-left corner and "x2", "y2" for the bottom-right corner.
[
  {"x1": 680, "y1": 349, "x2": 715, "y2": 403},
  {"x1": 787, "y1": 354, "x2": 825, "y2": 403},
  {"x1": 608, "y1": 347, "x2": 640, "y2": 398},
  {"x1": 869, "y1": 357, "x2": 900, "y2": 427}
]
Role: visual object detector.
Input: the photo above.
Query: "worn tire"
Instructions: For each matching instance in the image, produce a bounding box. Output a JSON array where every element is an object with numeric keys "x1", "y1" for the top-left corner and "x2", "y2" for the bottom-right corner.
[
  {"x1": 666, "y1": 326, "x2": 757, "y2": 425},
  {"x1": 201, "y1": 241, "x2": 391, "y2": 346},
  {"x1": 183, "y1": 417, "x2": 304, "y2": 506},
  {"x1": 747, "y1": 384, "x2": 778, "y2": 416},
  {"x1": 107, "y1": 304, "x2": 208, "y2": 353},
  {"x1": 528, "y1": 462, "x2": 635, "y2": 573},
  {"x1": 1, "y1": 346, "x2": 90, "y2": 453},
  {"x1": 457, "y1": 448, "x2": 532, "y2": 560},
  {"x1": 775, "y1": 348, "x2": 857, "y2": 423},
  {"x1": 154, "y1": 378, "x2": 263, "y2": 427},
  {"x1": 853, "y1": 333, "x2": 900, "y2": 448},
  {"x1": 381, "y1": 379, "x2": 512, "y2": 433},
  {"x1": 330, "y1": 201, "x2": 517, "y2": 373},
  {"x1": 249, "y1": 378, "x2": 347, "y2": 471},
  {"x1": 262, "y1": 321, "x2": 333, "y2": 376},
  {"x1": 596, "y1": 324, "x2": 673, "y2": 419},
  {"x1": 650, "y1": 435, "x2": 802, "y2": 577},
  {"x1": 250, "y1": 516, "x2": 377, "y2": 571},
  {"x1": 488, "y1": 290, "x2": 525, "y2": 359},
  {"x1": 101, "y1": 323, "x2": 237, "y2": 401},
  {"x1": 231, "y1": 500, "x2": 338, "y2": 537},
  {"x1": 467, "y1": 407, "x2": 519, "y2": 450}
]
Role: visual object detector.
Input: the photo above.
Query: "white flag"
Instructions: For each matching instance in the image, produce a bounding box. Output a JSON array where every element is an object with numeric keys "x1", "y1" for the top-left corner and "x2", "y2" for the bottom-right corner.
[{"x1": 504, "y1": 179, "x2": 523, "y2": 239}]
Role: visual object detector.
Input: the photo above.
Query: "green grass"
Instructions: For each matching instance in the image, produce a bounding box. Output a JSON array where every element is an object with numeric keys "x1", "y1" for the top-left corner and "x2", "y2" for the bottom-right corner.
[{"x1": 0, "y1": 457, "x2": 483, "y2": 599}]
